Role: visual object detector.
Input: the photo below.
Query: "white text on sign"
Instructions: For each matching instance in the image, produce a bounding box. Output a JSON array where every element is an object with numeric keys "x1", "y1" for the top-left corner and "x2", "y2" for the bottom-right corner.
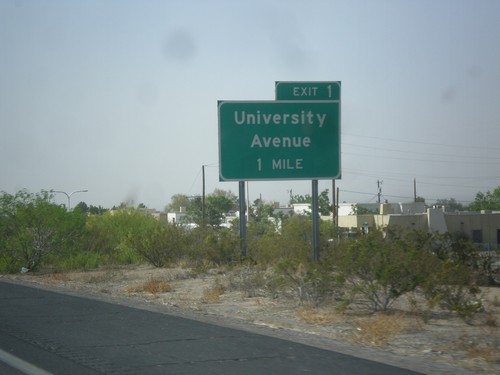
[
  {"x1": 234, "y1": 110, "x2": 326, "y2": 128},
  {"x1": 293, "y1": 87, "x2": 319, "y2": 97}
]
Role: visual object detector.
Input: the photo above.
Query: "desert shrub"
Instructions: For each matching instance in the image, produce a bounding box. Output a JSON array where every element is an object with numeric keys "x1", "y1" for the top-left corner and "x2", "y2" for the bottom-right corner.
[
  {"x1": 275, "y1": 259, "x2": 340, "y2": 306},
  {"x1": 280, "y1": 216, "x2": 313, "y2": 261},
  {"x1": 421, "y1": 260, "x2": 483, "y2": 320},
  {"x1": 185, "y1": 227, "x2": 239, "y2": 267},
  {"x1": 354, "y1": 312, "x2": 412, "y2": 346},
  {"x1": 47, "y1": 251, "x2": 103, "y2": 271},
  {"x1": 112, "y1": 243, "x2": 143, "y2": 265},
  {"x1": 203, "y1": 228, "x2": 239, "y2": 265},
  {"x1": 336, "y1": 229, "x2": 429, "y2": 312},
  {"x1": 228, "y1": 265, "x2": 261, "y2": 297},
  {"x1": 246, "y1": 229, "x2": 282, "y2": 266},
  {"x1": 246, "y1": 214, "x2": 336, "y2": 267},
  {"x1": 247, "y1": 215, "x2": 312, "y2": 267},
  {"x1": 85, "y1": 209, "x2": 147, "y2": 265},
  {"x1": 0, "y1": 190, "x2": 88, "y2": 271},
  {"x1": 0, "y1": 254, "x2": 18, "y2": 273},
  {"x1": 296, "y1": 305, "x2": 342, "y2": 325},
  {"x1": 201, "y1": 280, "x2": 226, "y2": 303},
  {"x1": 127, "y1": 218, "x2": 186, "y2": 268},
  {"x1": 126, "y1": 277, "x2": 174, "y2": 295},
  {"x1": 332, "y1": 227, "x2": 483, "y2": 317}
]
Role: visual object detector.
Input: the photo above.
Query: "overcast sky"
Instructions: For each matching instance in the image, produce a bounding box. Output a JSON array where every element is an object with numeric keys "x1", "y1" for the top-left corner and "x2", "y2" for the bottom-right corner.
[{"x1": 1, "y1": 0, "x2": 499, "y2": 210}]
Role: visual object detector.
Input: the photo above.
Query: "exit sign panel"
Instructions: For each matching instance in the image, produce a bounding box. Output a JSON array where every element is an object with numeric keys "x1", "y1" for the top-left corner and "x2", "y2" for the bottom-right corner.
[
  {"x1": 218, "y1": 101, "x2": 340, "y2": 181},
  {"x1": 275, "y1": 81, "x2": 341, "y2": 101}
]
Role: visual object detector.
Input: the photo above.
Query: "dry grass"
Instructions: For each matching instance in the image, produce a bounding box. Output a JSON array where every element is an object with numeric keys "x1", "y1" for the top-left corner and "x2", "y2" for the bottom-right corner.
[
  {"x1": 201, "y1": 282, "x2": 226, "y2": 304},
  {"x1": 353, "y1": 312, "x2": 412, "y2": 346},
  {"x1": 454, "y1": 329, "x2": 500, "y2": 365},
  {"x1": 126, "y1": 277, "x2": 174, "y2": 295},
  {"x1": 484, "y1": 312, "x2": 498, "y2": 327},
  {"x1": 465, "y1": 346, "x2": 500, "y2": 363},
  {"x1": 44, "y1": 273, "x2": 73, "y2": 282},
  {"x1": 296, "y1": 305, "x2": 344, "y2": 325},
  {"x1": 490, "y1": 295, "x2": 500, "y2": 308},
  {"x1": 42, "y1": 270, "x2": 117, "y2": 284}
]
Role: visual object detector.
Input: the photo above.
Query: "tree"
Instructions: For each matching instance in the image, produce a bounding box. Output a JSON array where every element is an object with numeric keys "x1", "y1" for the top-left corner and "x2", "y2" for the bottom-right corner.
[
  {"x1": 206, "y1": 193, "x2": 237, "y2": 227},
  {"x1": 435, "y1": 198, "x2": 464, "y2": 212},
  {"x1": 469, "y1": 186, "x2": 500, "y2": 211},
  {"x1": 352, "y1": 204, "x2": 377, "y2": 215},
  {"x1": 0, "y1": 190, "x2": 87, "y2": 271},
  {"x1": 165, "y1": 194, "x2": 191, "y2": 213},
  {"x1": 74, "y1": 201, "x2": 89, "y2": 213},
  {"x1": 249, "y1": 198, "x2": 274, "y2": 223},
  {"x1": 318, "y1": 189, "x2": 331, "y2": 216},
  {"x1": 290, "y1": 189, "x2": 331, "y2": 216},
  {"x1": 291, "y1": 194, "x2": 312, "y2": 204},
  {"x1": 177, "y1": 189, "x2": 237, "y2": 227},
  {"x1": 73, "y1": 202, "x2": 108, "y2": 215},
  {"x1": 88, "y1": 205, "x2": 108, "y2": 215}
]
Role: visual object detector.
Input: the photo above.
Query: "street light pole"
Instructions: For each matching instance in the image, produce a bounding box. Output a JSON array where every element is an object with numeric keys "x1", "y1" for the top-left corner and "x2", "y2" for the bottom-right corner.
[{"x1": 52, "y1": 190, "x2": 88, "y2": 211}]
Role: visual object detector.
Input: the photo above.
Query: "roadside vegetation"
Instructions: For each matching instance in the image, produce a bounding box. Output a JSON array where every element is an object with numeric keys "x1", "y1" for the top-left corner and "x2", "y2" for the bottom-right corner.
[{"x1": 0, "y1": 188, "x2": 498, "y2": 322}]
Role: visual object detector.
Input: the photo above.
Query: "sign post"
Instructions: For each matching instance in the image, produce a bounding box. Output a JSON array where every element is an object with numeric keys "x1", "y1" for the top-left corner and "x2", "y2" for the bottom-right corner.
[{"x1": 275, "y1": 81, "x2": 341, "y2": 262}]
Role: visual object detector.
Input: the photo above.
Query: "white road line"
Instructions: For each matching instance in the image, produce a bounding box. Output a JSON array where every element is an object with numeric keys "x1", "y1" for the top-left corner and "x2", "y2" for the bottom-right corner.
[{"x1": 0, "y1": 348, "x2": 54, "y2": 375}]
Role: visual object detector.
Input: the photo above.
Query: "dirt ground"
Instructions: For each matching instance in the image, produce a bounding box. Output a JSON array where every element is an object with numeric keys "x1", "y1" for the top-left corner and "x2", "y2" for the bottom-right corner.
[{"x1": 3, "y1": 265, "x2": 499, "y2": 375}]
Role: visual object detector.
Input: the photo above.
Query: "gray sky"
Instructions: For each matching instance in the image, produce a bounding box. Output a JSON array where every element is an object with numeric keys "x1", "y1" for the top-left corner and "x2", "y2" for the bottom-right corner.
[{"x1": 1, "y1": 0, "x2": 499, "y2": 210}]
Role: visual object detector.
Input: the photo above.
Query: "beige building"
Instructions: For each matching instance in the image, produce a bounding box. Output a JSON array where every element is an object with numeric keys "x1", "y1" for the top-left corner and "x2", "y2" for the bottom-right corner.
[{"x1": 336, "y1": 203, "x2": 500, "y2": 249}]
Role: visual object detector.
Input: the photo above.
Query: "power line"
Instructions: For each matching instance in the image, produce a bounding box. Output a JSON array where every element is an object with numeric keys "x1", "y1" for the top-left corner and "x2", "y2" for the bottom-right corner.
[
  {"x1": 339, "y1": 188, "x2": 474, "y2": 204},
  {"x1": 342, "y1": 170, "x2": 496, "y2": 191},
  {"x1": 342, "y1": 132, "x2": 500, "y2": 151},
  {"x1": 343, "y1": 142, "x2": 500, "y2": 161},
  {"x1": 342, "y1": 151, "x2": 500, "y2": 165},
  {"x1": 344, "y1": 167, "x2": 500, "y2": 181}
]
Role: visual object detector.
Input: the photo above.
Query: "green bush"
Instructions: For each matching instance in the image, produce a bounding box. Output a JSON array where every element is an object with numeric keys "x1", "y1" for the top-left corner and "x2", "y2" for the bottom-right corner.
[
  {"x1": 421, "y1": 260, "x2": 483, "y2": 319},
  {"x1": 335, "y1": 230, "x2": 428, "y2": 311},
  {"x1": 330, "y1": 228, "x2": 483, "y2": 317},
  {"x1": 126, "y1": 217, "x2": 186, "y2": 268},
  {"x1": 185, "y1": 227, "x2": 239, "y2": 267},
  {"x1": 0, "y1": 190, "x2": 88, "y2": 272},
  {"x1": 275, "y1": 258, "x2": 340, "y2": 306},
  {"x1": 51, "y1": 251, "x2": 102, "y2": 271},
  {"x1": 0, "y1": 254, "x2": 20, "y2": 274}
]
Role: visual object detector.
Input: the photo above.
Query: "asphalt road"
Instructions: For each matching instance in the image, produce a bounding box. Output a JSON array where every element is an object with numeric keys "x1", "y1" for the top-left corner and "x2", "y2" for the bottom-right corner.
[{"x1": 0, "y1": 280, "x2": 424, "y2": 375}]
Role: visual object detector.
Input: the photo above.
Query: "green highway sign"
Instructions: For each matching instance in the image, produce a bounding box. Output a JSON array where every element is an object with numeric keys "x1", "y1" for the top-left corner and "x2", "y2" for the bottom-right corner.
[
  {"x1": 218, "y1": 101, "x2": 340, "y2": 181},
  {"x1": 275, "y1": 81, "x2": 341, "y2": 101}
]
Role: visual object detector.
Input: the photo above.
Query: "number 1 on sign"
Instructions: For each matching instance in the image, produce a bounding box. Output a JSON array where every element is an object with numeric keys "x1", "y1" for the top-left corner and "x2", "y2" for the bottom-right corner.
[
  {"x1": 257, "y1": 158, "x2": 262, "y2": 171},
  {"x1": 327, "y1": 85, "x2": 332, "y2": 98}
]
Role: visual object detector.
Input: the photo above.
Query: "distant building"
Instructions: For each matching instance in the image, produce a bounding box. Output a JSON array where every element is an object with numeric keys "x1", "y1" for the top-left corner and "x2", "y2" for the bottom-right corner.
[
  {"x1": 335, "y1": 203, "x2": 500, "y2": 249},
  {"x1": 167, "y1": 207, "x2": 194, "y2": 226},
  {"x1": 292, "y1": 203, "x2": 311, "y2": 215},
  {"x1": 272, "y1": 206, "x2": 294, "y2": 217},
  {"x1": 338, "y1": 202, "x2": 426, "y2": 216}
]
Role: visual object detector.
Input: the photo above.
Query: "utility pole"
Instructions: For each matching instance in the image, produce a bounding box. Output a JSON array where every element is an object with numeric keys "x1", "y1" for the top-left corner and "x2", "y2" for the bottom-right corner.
[
  {"x1": 202, "y1": 165, "x2": 206, "y2": 227},
  {"x1": 377, "y1": 180, "x2": 383, "y2": 204},
  {"x1": 414, "y1": 178, "x2": 417, "y2": 202}
]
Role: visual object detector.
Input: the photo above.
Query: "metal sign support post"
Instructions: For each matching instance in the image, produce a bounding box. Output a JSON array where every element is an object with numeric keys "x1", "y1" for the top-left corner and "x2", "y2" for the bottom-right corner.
[
  {"x1": 239, "y1": 181, "x2": 247, "y2": 257},
  {"x1": 312, "y1": 179, "x2": 320, "y2": 262}
]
